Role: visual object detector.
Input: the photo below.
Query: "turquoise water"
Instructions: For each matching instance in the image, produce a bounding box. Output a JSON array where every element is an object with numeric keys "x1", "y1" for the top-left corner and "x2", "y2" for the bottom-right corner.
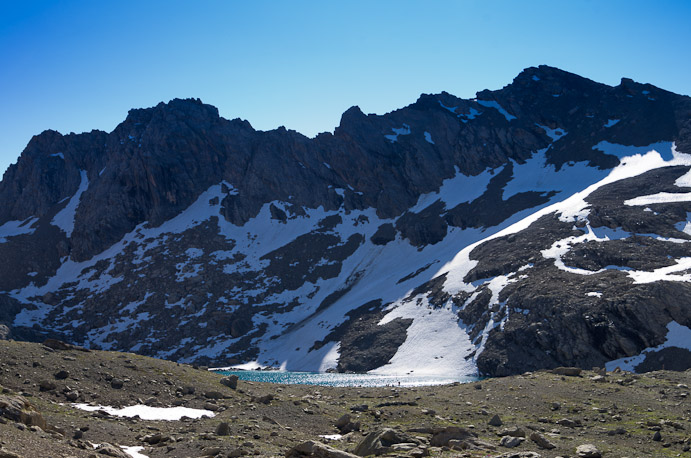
[{"x1": 215, "y1": 370, "x2": 481, "y2": 387}]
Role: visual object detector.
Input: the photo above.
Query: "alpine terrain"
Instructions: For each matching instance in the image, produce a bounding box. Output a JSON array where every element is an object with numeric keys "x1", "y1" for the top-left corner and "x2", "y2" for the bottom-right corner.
[{"x1": 1, "y1": 65, "x2": 690, "y2": 377}]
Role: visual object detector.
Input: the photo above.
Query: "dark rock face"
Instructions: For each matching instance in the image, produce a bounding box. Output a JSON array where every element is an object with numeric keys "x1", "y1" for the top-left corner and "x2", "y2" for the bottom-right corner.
[
  {"x1": 454, "y1": 166, "x2": 691, "y2": 376},
  {"x1": 1, "y1": 66, "x2": 691, "y2": 376}
]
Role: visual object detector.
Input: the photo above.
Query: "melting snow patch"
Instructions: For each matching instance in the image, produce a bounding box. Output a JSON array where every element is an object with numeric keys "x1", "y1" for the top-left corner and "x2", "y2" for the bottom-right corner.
[
  {"x1": 604, "y1": 119, "x2": 620, "y2": 128},
  {"x1": 586, "y1": 292, "x2": 603, "y2": 298},
  {"x1": 502, "y1": 149, "x2": 603, "y2": 201},
  {"x1": 541, "y1": 225, "x2": 618, "y2": 275},
  {"x1": 52, "y1": 170, "x2": 89, "y2": 237},
  {"x1": 438, "y1": 100, "x2": 457, "y2": 114},
  {"x1": 0, "y1": 217, "x2": 39, "y2": 243},
  {"x1": 72, "y1": 403, "x2": 215, "y2": 420},
  {"x1": 675, "y1": 213, "x2": 691, "y2": 236},
  {"x1": 532, "y1": 75, "x2": 540, "y2": 81},
  {"x1": 411, "y1": 166, "x2": 497, "y2": 213},
  {"x1": 185, "y1": 247, "x2": 204, "y2": 259},
  {"x1": 624, "y1": 192, "x2": 691, "y2": 206},
  {"x1": 120, "y1": 446, "x2": 149, "y2": 458},
  {"x1": 535, "y1": 124, "x2": 566, "y2": 142},
  {"x1": 50, "y1": 152, "x2": 65, "y2": 159},
  {"x1": 588, "y1": 226, "x2": 633, "y2": 240},
  {"x1": 675, "y1": 168, "x2": 691, "y2": 187},
  {"x1": 476, "y1": 100, "x2": 516, "y2": 121},
  {"x1": 593, "y1": 141, "x2": 674, "y2": 160},
  {"x1": 557, "y1": 144, "x2": 687, "y2": 222},
  {"x1": 626, "y1": 257, "x2": 691, "y2": 284},
  {"x1": 370, "y1": 297, "x2": 477, "y2": 377},
  {"x1": 605, "y1": 321, "x2": 691, "y2": 372},
  {"x1": 424, "y1": 131, "x2": 435, "y2": 144},
  {"x1": 385, "y1": 124, "x2": 411, "y2": 143},
  {"x1": 319, "y1": 434, "x2": 343, "y2": 441},
  {"x1": 459, "y1": 107, "x2": 482, "y2": 122},
  {"x1": 318, "y1": 342, "x2": 340, "y2": 372}
]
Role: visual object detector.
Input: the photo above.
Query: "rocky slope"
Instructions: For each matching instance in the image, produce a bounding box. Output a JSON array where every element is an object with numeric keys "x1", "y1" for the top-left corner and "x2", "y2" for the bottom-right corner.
[
  {"x1": 1, "y1": 340, "x2": 690, "y2": 458},
  {"x1": 1, "y1": 65, "x2": 691, "y2": 376}
]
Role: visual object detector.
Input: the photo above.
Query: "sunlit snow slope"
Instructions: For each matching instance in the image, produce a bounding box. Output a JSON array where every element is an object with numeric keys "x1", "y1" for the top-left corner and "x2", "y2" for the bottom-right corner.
[{"x1": 1, "y1": 65, "x2": 690, "y2": 376}]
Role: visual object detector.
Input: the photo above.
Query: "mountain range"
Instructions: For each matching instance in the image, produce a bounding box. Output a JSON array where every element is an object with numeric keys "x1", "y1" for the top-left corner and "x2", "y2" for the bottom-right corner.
[{"x1": 1, "y1": 65, "x2": 690, "y2": 377}]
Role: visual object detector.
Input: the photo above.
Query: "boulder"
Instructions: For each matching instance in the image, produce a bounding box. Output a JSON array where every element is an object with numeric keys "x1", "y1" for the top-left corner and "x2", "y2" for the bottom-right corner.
[
  {"x1": 254, "y1": 394, "x2": 274, "y2": 404},
  {"x1": 216, "y1": 421, "x2": 231, "y2": 436},
  {"x1": 500, "y1": 436, "x2": 524, "y2": 448},
  {"x1": 551, "y1": 367, "x2": 582, "y2": 376},
  {"x1": 220, "y1": 374, "x2": 239, "y2": 389},
  {"x1": 354, "y1": 428, "x2": 418, "y2": 456},
  {"x1": 95, "y1": 444, "x2": 130, "y2": 457},
  {"x1": 287, "y1": 440, "x2": 360, "y2": 458},
  {"x1": 429, "y1": 426, "x2": 476, "y2": 447},
  {"x1": 335, "y1": 414, "x2": 360, "y2": 433},
  {"x1": 488, "y1": 414, "x2": 503, "y2": 426},
  {"x1": 53, "y1": 370, "x2": 69, "y2": 380},
  {"x1": 529, "y1": 432, "x2": 556, "y2": 450},
  {"x1": 494, "y1": 453, "x2": 542, "y2": 458},
  {"x1": 38, "y1": 380, "x2": 56, "y2": 392},
  {"x1": 43, "y1": 339, "x2": 74, "y2": 351},
  {"x1": 0, "y1": 394, "x2": 47, "y2": 430},
  {"x1": 0, "y1": 449, "x2": 23, "y2": 458},
  {"x1": 576, "y1": 444, "x2": 602, "y2": 458},
  {"x1": 497, "y1": 426, "x2": 526, "y2": 438}
]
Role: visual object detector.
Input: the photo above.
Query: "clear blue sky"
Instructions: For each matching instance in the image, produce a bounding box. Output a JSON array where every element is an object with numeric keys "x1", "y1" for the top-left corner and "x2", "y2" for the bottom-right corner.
[{"x1": 1, "y1": 0, "x2": 690, "y2": 175}]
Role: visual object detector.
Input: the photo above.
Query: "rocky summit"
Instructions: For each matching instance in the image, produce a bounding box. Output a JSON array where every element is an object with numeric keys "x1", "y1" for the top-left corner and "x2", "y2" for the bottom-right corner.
[{"x1": 1, "y1": 65, "x2": 691, "y2": 376}]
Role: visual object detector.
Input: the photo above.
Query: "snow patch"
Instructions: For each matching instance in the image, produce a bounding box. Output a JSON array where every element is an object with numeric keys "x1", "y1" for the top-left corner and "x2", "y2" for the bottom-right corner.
[
  {"x1": 675, "y1": 168, "x2": 691, "y2": 188},
  {"x1": 410, "y1": 166, "x2": 497, "y2": 213},
  {"x1": 424, "y1": 131, "x2": 435, "y2": 144},
  {"x1": 319, "y1": 434, "x2": 343, "y2": 441},
  {"x1": 624, "y1": 192, "x2": 691, "y2": 206},
  {"x1": 626, "y1": 257, "x2": 691, "y2": 284},
  {"x1": 675, "y1": 213, "x2": 691, "y2": 236},
  {"x1": 541, "y1": 225, "x2": 632, "y2": 276},
  {"x1": 476, "y1": 100, "x2": 516, "y2": 121},
  {"x1": 593, "y1": 141, "x2": 674, "y2": 160},
  {"x1": 502, "y1": 149, "x2": 602, "y2": 201},
  {"x1": 185, "y1": 247, "x2": 204, "y2": 259},
  {"x1": 120, "y1": 446, "x2": 149, "y2": 458},
  {"x1": 371, "y1": 297, "x2": 477, "y2": 377},
  {"x1": 605, "y1": 321, "x2": 691, "y2": 372},
  {"x1": 385, "y1": 124, "x2": 411, "y2": 143},
  {"x1": 0, "y1": 217, "x2": 39, "y2": 243},
  {"x1": 72, "y1": 403, "x2": 215, "y2": 420},
  {"x1": 460, "y1": 107, "x2": 481, "y2": 122},
  {"x1": 604, "y1": 119, "x2": 620, "y2": 128},
  {"x1": 51, "y1": 170, "x2": 89, "y2": 237},
  {"x1": 438, "y1": 100, "x2": 457, "y2": 114},
  {"x1": 535, "y1": 124, "x2": 566, "y2": 142}
]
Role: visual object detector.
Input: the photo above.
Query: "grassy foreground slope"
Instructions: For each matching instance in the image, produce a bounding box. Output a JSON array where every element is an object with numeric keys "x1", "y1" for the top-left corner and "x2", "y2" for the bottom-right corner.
[{"x1": 0, "y1": 339, "x2": 689, "y2": 458}]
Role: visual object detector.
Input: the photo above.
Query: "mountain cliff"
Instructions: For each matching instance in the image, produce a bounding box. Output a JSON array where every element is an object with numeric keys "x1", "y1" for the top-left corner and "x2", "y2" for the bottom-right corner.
[{"x1": 1, "y1": 65, "x2": 690, "y2": 376}]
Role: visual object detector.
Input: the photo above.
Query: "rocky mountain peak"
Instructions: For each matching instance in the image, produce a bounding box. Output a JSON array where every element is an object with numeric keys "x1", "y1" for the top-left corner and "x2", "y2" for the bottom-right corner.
[{"x1": 1, "y1": 66, "x2": 690, "y2": 377}]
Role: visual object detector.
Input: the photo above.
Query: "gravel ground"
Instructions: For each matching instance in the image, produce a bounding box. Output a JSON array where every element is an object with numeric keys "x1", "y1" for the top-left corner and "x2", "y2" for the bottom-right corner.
[{"x1": 0, "y1": 339, "x2": 689, "y2": 458}]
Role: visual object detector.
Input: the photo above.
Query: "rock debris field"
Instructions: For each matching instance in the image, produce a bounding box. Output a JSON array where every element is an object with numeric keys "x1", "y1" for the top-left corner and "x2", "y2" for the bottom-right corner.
[{"x1": 0, "y1": 339, "x2": 689, "y2": 458}]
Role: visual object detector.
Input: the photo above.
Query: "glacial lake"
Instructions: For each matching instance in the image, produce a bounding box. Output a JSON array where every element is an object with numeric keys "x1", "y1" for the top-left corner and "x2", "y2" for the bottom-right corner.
[{"x1": 215, "y1": 370, "x2": 481, "y2": 387}]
